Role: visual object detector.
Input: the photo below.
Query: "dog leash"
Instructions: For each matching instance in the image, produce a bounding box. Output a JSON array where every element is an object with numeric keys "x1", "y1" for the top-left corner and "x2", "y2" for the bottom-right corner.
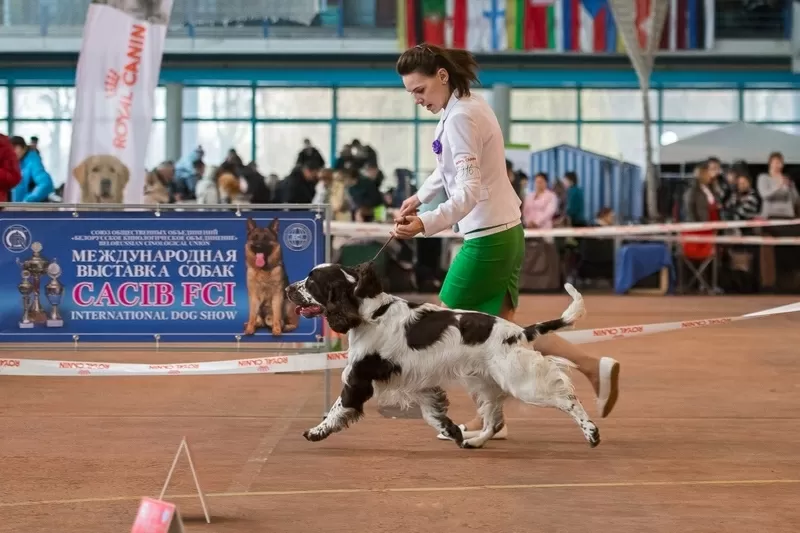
[{"x1": 370, "y1": 232, "x2": 395, "y2": 263}]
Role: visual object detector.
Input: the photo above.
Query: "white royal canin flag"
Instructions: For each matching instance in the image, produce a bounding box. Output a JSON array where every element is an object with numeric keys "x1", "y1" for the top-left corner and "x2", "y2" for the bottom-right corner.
[{"x1": 64, "y1": 0, "x2": 174, "y2": 205}]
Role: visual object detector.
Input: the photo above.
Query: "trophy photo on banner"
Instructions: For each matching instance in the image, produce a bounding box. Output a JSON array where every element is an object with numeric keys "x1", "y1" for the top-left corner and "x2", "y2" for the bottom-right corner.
[{"x1": 15, "y1": 242, "x2": 66, "y2": 330}]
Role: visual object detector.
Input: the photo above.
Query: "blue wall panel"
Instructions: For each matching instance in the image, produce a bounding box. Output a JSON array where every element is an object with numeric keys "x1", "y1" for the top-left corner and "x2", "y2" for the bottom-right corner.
[{"x1": 530, "y1": 144, "x2": 644, "y2": 223}]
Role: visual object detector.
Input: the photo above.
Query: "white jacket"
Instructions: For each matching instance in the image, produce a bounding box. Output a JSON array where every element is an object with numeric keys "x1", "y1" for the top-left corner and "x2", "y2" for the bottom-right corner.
[{"x1": 417, "y1": 92, "x2": 522, "y2": 239}]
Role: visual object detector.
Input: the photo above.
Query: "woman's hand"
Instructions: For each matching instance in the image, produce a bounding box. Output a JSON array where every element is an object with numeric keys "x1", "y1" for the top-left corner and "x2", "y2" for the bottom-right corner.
[
  {"x1": 392, "y1": 215, "x2": 424, "y2": 239},
  {"x1": 396, "y1": 195, "x2": 422, "y2": 220}
]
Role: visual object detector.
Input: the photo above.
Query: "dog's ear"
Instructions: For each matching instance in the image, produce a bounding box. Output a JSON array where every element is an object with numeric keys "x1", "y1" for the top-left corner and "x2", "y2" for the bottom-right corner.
[
  {"x1": 325, "y1": 288, "x2": 362, "y2": 334},
  {"x1": 354, "y1": 262, "x2": 383, "y2": 299},
  {"x1": 269, "y1": 217, "x2": 280, "y2": 234},
  {"x1": 72, "y1": 157, "x2": 90, "y2": 186},
  {"x1": 246, "y1": 217, "x2": 257, "y2": 233},
  {"x1": 118, "y1": 160, "x2": 130, "y2": 190}
]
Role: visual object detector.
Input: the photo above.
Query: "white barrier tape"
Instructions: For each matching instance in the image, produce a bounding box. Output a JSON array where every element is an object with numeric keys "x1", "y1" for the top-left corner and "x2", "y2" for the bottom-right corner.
[
  {"x1": 330, "y1": 218, "x2": 800, "y2": 240},
  {"x1": 624, "y1": 234, "x2": 800, "y2": 246},
  {"x1": 2, "y1": 302, "x2": 798, "y2": 377}
]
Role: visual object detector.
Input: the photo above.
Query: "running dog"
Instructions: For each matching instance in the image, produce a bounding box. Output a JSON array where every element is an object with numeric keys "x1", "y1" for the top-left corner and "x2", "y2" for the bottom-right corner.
[{"x1": 285, "y1": 261, "x2": 600, "y2": 449}]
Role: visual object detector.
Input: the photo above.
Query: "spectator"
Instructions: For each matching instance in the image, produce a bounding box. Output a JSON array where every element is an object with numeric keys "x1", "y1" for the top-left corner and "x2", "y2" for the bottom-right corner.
[
  {"x1": 725, "y1": 167, "x2": 761, "y2": 223},
  {"x1": 684, "y1": 161, "x2": 723, "y2": 223},
  {"x1": 346, "y1": 167, "x2": 384, "y2": 222},
  {"x1": 29, "y1": 136, "x2": 39, "y2": 153},
  {"x1": 281, "y1": 162, "x2": 319, "y2": 204},
  {"x1": 562, "y1": 171, "x2": 585, "y2": 226},
  {"x1": 0, "y1": 133, "x2": 22, "y2": 204},
  {"x1": 522, "y1": 172, "x2": 558, "y2": 229},
  {"x1": 173, "y1": 146, "x2": 204, "y2": 201},
  {"x1": 239, "y1": 161, "x2": 271, "y2": 204},
  {"x1": 757, "y1": 151, "x2": 798, "y2": 220},
  {"x1": 296, "y1": 139, "x2": 325, "y2": 170},
  {"x1": 9, "y1": 136, "x2": 53, "y2": 203}
]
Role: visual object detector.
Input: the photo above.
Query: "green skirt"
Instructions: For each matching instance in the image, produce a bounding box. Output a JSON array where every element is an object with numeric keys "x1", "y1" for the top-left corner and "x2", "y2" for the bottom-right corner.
[{"x1": 439, "y1": 223, "x2": 524, "y2": 316}]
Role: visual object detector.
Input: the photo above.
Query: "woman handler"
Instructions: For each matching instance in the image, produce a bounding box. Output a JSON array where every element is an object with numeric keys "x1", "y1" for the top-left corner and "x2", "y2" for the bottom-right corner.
[{"x1": 392, "y1": 44, "x2": 620, "y2": 440}]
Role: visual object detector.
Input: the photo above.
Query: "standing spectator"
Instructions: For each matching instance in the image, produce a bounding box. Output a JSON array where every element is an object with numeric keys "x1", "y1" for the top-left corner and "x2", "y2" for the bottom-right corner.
[
  {"x1": 757, "y1": 151, "x2": 798, "y2": 220},
  {"x1": 280, "y1": 162, "x2": 319, "y2": 204},
  {"x1": 9, "y1": 136, "x2": 53, "y2": 203},
  {"x1": 522, "y1": 172, "x2": 558, "y2": 229},
  {"x1": 562, "y1": 171, "x2": 586, "y2": 226},
  {"x1": 29, "y1": 136, "x2": 39, "y2": 153},
  {"x1": 0, "y1": 133, "x2": 22, "y2": 205},
  {"x1": 296, "y1": 139, "x2": 325, "y2": 170}
]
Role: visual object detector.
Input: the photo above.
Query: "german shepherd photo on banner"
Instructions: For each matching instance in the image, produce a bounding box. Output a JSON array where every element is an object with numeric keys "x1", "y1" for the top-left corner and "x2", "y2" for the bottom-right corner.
[{"x1": 243, "y1": 217, "x2": 299, "y2": 336}]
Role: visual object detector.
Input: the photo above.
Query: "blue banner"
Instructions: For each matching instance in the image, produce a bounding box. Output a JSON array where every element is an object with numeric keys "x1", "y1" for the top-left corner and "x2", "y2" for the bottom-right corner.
[{"x1": 0, "y1": 211, "x2": 325, "y2": 343}]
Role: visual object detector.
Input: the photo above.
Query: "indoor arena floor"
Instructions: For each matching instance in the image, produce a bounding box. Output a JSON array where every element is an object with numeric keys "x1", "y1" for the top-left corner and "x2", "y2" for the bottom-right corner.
[{"x1": 1, "y1": 294, "x2": 799, "y2": 532}]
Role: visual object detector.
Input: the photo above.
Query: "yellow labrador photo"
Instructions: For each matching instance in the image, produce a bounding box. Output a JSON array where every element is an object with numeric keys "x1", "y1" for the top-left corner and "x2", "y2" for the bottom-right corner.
[{"x1": 72, "y1": 154, "x2": 130, "y2": 204}]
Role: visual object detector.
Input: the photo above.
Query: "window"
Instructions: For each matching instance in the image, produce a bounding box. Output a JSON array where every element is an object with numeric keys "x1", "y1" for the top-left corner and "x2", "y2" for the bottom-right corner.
[
  {"x1": 337, "y1": 88, "x2": 415, "y2": 119},
  {"x1": 580, "y1": 124, "x2": 660, "y2": 168},
  {"x1": 743, "y1": 90, "x2": 800, "y2": 122},
  {"x1": 255, "y1": 88, "x2": 333, "y2": 119},
  {"x1": 146, "y1": 121, "x2": 166, "y2": 170},
  {"x1": 0, "y1": 86, "x2": 7, "y2": 120},
  {"x1": 182, "y1": 121, "x2": 253, "y2": 167},
  {"x1": 511, "y1": 89, "x2": 578, "y2": 120},
  {"x1": 580, "y1": 89, "x2": 659, "y2": 121},
  {"x1": 662, "y1": 90, "x2": 739, "y2": 121},
  {"x1": 509, "y1": 123, "x2": 578, "y2": 151},
  {"x1": 255, "y1": 123, "x2": 331, "y2": 176},
  {"x1": 337, "y1": 123, "x2": 415, "y2": 174},
  {"x1": 183, "y1": 87, "x2": 252, "y2": 119},
  {"x1": 13, "y1": 87, "x2": 75, "y2": 119}
]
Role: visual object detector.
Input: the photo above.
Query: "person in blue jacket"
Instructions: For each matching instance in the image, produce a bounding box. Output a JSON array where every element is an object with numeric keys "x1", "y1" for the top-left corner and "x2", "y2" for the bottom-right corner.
[{"x1": 9, "y1": 136, "x2": 54, "y2": 203}]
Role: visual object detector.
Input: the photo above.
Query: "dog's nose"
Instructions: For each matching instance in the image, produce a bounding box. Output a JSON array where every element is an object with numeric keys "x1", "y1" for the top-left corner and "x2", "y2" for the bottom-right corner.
[{"x1": 100, "y1": 178, "x2": 112, "y2": 197}]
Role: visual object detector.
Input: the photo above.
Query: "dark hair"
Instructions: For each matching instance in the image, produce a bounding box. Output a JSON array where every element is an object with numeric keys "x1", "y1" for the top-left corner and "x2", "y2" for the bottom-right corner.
[
  {"x1": 396, "y1": 43, "x2": 480, "y2": 98},
  {"x1": 564, "y1": 171, "x2": 578, "y2": 185},
  {"x1": 9, "y1": 136, "x2": 26, "y2": 148},
  {"x1": 768, "y1": 151, "x2": 784, "y2": 165},
  {"x1": 505, "y1": 159, "x2": 513, "y2": 172},
  {"x1": 535, "y1": 172, "x2": 549, "y2": 184},
  {"x1": 707, "y1": 156, "x2": 721, "y2": 165}
]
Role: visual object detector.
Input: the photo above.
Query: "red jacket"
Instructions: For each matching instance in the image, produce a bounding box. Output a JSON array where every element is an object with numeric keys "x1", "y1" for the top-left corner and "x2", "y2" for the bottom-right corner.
[{"x1": 0, "y1": 134, "x2": 22, "y2": 203}]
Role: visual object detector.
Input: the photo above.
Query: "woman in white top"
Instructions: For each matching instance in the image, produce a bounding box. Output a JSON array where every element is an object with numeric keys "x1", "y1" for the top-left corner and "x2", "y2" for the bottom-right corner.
[{"x1": 391, "y1": 44, "x2": 620, "y2": 440}]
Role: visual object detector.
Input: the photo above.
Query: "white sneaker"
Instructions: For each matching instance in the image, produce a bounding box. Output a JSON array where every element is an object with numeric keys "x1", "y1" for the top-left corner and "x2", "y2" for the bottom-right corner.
[
  {"x1": 596, "y1": 356, "x2": 620, "y2": 418},
  {"x1": 436, "y1": 424, "x2": 508, "y2": 441}
]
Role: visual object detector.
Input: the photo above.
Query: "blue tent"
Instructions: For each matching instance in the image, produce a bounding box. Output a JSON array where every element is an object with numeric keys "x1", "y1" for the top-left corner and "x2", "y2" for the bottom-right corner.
[{"x1": 528, "y1": 145, "x2": 644, "y2": 224}]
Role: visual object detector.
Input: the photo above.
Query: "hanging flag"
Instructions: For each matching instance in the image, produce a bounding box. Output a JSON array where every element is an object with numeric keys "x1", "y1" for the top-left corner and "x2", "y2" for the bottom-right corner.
[
  {"x1": 563, "y1": 0, "x2": 618, "y2": 52},
  {"x1": 444, "y1": 0, "x2": 505, "y2": 51},
  {"x1": 505, "y1": 0, "x2": 525, "y2": 50},
  {"x1": 616, "y1": 0, "x2": 714, "y2": 52},
  {"x1": 422, "y1": 0, "x2": 447, "y2": 45},
  {"x1": 524, "y1": 0, "x2": 563, "y2": 51},
  {"x1": 64, "y1": 0, "x2": 173, "y2": 205}
]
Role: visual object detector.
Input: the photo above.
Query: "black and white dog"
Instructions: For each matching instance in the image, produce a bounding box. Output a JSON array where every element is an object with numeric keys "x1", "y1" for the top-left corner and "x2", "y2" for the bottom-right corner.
[{"x1": 286, "y1": 261, "x2": 600, "y2": 449}]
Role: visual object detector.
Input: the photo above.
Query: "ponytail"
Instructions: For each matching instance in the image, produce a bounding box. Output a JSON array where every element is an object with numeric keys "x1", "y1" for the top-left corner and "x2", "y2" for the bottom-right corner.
[{"x1": 396, "y1": 43, "x2": 480, "y2": 97}]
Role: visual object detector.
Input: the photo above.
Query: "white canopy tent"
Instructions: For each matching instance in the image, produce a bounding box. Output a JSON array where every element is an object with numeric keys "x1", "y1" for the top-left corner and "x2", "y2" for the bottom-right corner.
[{"x1": 659, "y1": 122, "x2": 800, "y2": 165}]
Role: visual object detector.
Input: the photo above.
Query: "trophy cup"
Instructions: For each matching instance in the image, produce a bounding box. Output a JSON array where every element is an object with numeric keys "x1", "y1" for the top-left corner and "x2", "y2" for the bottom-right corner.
[
  {"x1": 18, "y1": 269, "x2": 34, "y2": 329},
  {"x1": 45, "y1": 261, "x2": 64, "y2": 328},
  {"x1": 16, "y1": 241, "x2": 49, "y2": 324}
]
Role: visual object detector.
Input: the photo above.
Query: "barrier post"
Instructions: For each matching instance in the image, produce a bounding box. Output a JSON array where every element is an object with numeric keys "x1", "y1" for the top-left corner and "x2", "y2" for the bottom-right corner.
[{"x1": 323, "y1": 202, "x2": 333, "y2": 416}]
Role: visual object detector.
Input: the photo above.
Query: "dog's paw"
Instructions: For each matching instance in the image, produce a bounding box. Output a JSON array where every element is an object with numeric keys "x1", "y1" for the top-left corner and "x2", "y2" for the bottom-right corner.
[
  {"x1": 243, "y1": 323, "x2": 256, "y2": 336},
  {"x1": 584, "y1": 423, "x2": 600, "y2": 448},
  {"x1": 460, "y1": 438, "x2": 485, "y2": 449},
  {"x1": 303, "y1": 427, "x2": 328, "y2": 442}
]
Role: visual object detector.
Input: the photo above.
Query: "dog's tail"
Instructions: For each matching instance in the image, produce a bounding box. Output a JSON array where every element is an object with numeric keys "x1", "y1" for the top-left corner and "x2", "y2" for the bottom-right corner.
[{"x1": 522, "y1": 283, "x2": 585, "y2": 342}]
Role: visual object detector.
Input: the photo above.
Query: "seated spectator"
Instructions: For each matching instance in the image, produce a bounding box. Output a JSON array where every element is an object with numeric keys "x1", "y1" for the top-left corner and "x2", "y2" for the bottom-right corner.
[
  {"x1": 346, "y1": 167, "x2": 384, "y2": 222},
  {"x1": 280, "y1": 162, "x2": 319, "y2": 204},
  {"x1": 0, "y1": 133, "x2": 22, "y2": 205},
  {"x1": 9, "y1": 136, "x2": 53, "y2": 203},
  {"x1": 522, "y1": 172, "x2": 558, "y2": 229},
  {"x1": 173, "y1": 146, "x2": 204, "y2": 201}
]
